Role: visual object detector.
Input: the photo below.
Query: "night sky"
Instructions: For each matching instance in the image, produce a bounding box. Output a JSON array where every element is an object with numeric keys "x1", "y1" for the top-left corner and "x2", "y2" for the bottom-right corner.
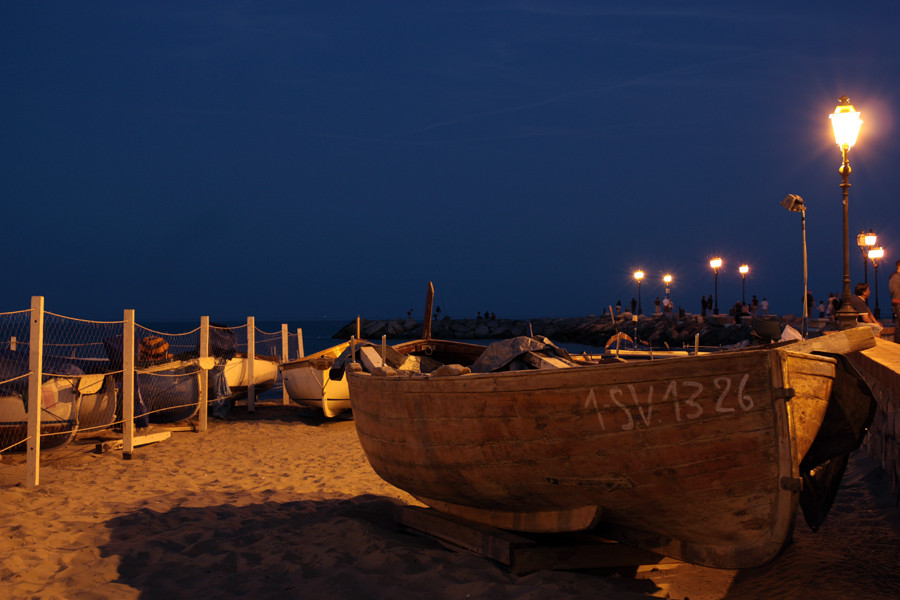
[{"x1": 3, "y1": 2, "x2": 900, "y2": 323}]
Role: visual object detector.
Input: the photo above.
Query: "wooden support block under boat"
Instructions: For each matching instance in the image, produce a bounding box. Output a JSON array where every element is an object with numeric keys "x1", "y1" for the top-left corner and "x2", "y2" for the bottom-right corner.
[
  {"x1": 397, "y1": 505, "x2": 673, "y2": 575},
  {"x1": 94, "y1": 431, "x2": 172, "y2": 454}
]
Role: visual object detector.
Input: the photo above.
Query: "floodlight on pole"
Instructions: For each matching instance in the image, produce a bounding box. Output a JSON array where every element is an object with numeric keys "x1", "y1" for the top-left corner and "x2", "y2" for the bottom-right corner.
[
  {"x1": 781, "y1": 194, "x2": 808, "y2": 334},
  {"x1": 830, "y1": 95, "x2": 863, "y2": 330},
  {"x1": 663, "y1": 274, "x2": 672, "y2": 299}
]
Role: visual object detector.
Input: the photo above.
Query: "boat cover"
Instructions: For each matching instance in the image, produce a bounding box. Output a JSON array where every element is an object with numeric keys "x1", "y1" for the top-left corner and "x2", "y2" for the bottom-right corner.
[{"x1": 469, "y1": 336, "x2": 576, "y2": 373}]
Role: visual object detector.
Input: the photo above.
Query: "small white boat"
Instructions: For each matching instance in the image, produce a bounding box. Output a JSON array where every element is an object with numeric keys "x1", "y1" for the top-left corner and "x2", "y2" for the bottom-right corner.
[
  {"x1": 222, "y1": 353, "x2": 280, "y2": 398},
  {"x1": 281, "y1": 341, "x2": 352, "y2": 418}
]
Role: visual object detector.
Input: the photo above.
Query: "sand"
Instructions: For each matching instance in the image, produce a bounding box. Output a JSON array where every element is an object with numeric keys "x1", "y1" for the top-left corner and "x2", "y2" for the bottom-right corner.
[{"x1": 1, "y1": 402, "x2": 898, "y2": 600}]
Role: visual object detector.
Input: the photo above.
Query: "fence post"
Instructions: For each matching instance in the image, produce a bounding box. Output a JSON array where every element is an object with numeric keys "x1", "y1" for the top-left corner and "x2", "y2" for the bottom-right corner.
[
  {"x1": 247, "y1": 316, "x2": 256, "y2": 413},
  {"x1": 123, "y1": 309, "x2": 135, "y2": 459},
  {"x1": 199, "y1": 316, "x2": 209, "y2": 432},
  {"x1": 297, "y1": 328, "x2": 304, "y2": 359},
  {"x1": 281, "y1": 323, "x2": 289, "y2": 405},
  {"x1": 26, "y1": 295, "x2": 44, "y2": 488}
]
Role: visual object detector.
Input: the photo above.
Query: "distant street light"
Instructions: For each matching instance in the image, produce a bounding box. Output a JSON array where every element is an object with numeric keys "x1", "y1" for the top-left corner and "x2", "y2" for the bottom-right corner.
[
  {"x1": 781, "y1": 194, "x2": 808, "y2": 333},
  {"x1": 663, "y1": 274, "x2": 672, "y2": 299},
  {"x1": 830, "y1": 95, "x2": 864, "y2": 330},
  {"x1": 634, "y1": 270, "x2": 644, "y2": 315},
  {"x1": 868, "y1": 246, "x2": 885, "y2": 318},
  {"x1": 709, "y1": 258, "x2": 722, "y2": 314},
  {"x1": 739, "y1": 264, "x2": 749, "y2": 306},
  {"x1": 857, "y1": 230, "x2": 877, "y2": 283}
]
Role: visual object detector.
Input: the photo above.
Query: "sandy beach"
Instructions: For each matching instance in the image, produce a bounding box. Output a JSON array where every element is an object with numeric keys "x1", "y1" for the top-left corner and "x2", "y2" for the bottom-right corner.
[{"x1": 1, "y1": 402, "x2": 898, "y2": 600}]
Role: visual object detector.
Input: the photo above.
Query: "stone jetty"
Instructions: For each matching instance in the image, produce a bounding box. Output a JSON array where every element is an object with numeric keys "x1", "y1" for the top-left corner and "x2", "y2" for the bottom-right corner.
[{"x1": 333, "y1": 312, "x2": 818, "y2": 349}]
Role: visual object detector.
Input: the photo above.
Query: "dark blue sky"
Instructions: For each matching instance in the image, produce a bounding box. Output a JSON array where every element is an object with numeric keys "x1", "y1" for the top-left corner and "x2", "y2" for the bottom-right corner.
[{"x1": 3, "y1": 2, "x2": 900, "y2": 322}]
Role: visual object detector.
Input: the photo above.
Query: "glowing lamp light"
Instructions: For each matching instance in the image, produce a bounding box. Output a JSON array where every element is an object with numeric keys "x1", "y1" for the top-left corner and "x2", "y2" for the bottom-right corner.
[
  {"x1": 709, "y1": 257, "x2": 722, "y2": 270},
  {"x1": 663, "y1": 274, "x2": 672, "y2": 284},
  {"x1": 868, "y1": 246, "x2": 884, "y2": 264},
  {"x1": 860, "y1": 231, "x2": 877, "y2": 248},
  {"x1": 739, "y1": 264, "x2": 749, "y2": 275},
  {"x1": 830, "y1": 96, "x2": 863, "y2": 149},
  {"x1": 633, "y1": 270, "x2": 644, "y2": 281}
]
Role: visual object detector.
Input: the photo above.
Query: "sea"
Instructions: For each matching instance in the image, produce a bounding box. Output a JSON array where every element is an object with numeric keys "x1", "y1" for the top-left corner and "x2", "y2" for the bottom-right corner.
[{"x1": 143, "y1": 318, "x2": 608, "y2": 358}]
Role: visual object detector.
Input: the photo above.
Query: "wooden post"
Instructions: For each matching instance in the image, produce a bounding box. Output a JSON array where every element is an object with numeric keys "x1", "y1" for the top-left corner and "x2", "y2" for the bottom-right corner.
[
  {"x1": 423, "y1": 281, "x2": 434, "y2": 340},
  {"x1": 281, "y1": 323, "x2": 289, "y2": 405},
  {"x1": 247, "y1": 316, "x2": 256, "y2": 413},
  {"x1": 123, "y1": 309, "x2": 135, "y2": 459},
  {"x1": 381, "y1": 335, "x2": 387, "y2": 368},
  {"x1": 10, "y1": 335, "x2": 16, "y2": 351},
  {"x1": 297, "y1": 328, "x2": 304, "y2": 358},
  {"x1": 26, "y1": 296, "x2": 44, "y2": 488},
  {"x1": 199, "y1": 316, "x2": 209, "y2": 432},
  {"x1": 356, "y1": 315, "x2": 360, "y2": 339}
]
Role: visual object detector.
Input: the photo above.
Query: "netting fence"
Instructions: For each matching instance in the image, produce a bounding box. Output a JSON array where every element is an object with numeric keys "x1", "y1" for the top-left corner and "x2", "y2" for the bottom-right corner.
[{"x1": 0, "y1": 298, "x2": 304, "y2": 488}]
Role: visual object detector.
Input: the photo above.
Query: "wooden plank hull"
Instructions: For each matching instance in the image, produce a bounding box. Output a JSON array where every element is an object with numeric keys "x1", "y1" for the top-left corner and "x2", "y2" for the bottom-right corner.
[{"x1": 348, "y1": 345, "x2": 837, "y2": 568}]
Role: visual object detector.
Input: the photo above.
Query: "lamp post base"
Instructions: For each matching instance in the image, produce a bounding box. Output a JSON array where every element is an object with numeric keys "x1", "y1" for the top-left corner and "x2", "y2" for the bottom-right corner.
[{"x1": 835, "y1": 306, "x2": 858, "y2": 331}]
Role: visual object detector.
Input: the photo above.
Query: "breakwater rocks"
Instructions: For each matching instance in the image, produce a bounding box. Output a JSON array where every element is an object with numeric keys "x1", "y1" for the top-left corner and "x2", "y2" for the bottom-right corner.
[{"x1": 333, "y1": 313, "x2": 809, "y2": 349}]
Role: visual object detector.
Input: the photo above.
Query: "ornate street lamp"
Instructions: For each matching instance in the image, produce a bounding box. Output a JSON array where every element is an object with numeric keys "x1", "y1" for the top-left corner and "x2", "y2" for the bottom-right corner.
[
  {"x1": 857, "y1": 230, "x2": 877, "y2": 283},
  {"x1": 709, "y1": 257, "x2": 722, "y2": 314},
  {"x1": 868, "y1": 246, "x2": 884, "y2": 318},
  {"x1": 663, "y1": 274, "x2": 672, "y2": 299},
  {"x1": 830, "y1": 95, "x2": 864, "y2": 330},
  {"x1": 634, "y1": 270, "x2": 644, "y2": 315},
  {"x1": 739, "y1": 264, "x2": 749, "y2": 306}
]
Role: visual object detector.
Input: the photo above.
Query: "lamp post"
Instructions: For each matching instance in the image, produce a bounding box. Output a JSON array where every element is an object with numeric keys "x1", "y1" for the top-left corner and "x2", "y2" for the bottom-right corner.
[
  {"x1": 830, "y1": 95, "x2": 864, "y2": 330},
  {"x1": 869, "y1": 246, "x2": 884, "y2": 318},
  {"x1": 634, "y1": 270, "x2": 644, "y2": 315},
  {"x1": 781, "y1": 194, "x2": 808, "y2": 334},
  {"x1": 709, "y1": 257, "x2": 722, "y2": 314},
  {"x1": 663, "y1": 274, "x2": 672, "y2": 299},
  {"x1": 857, "y1": 230, "x2": 877, "y2": 283},
  {"x1": 739, "y1": 264, "x2": 749, "y2": 306}
]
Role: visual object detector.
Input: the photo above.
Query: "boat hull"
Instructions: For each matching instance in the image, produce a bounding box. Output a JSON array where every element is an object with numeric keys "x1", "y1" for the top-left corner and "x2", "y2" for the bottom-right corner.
[
  {"x1": 222, "y1": 354, "x2": 279, "y2": 398},
  {"x1": 138, "y1": 359, "x2": 201, "y2": 423},
  {"x1": 281, "y1": 342, "x2": 352, "y2": 418},
  {"x1": 0, "y1": 374, "x2": 117, "y2": 451},
  {"x1": 348, "y1": 346, "x2": 837, "y2": 568}
]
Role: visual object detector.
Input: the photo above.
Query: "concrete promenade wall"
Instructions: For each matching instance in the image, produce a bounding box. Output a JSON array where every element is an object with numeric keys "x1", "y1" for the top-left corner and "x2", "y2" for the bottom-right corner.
[{"x1": 849, "y1": 340, "x2": 900, "y2": 500}]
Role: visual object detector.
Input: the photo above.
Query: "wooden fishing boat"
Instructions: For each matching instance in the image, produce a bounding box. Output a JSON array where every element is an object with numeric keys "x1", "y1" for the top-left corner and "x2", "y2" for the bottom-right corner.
[
  {"x1": 347, "y1": 327, "x2": 875, "y2": 569},
  {"x1": 281, "y1": 342, "x2": 353, "y2": 417}
]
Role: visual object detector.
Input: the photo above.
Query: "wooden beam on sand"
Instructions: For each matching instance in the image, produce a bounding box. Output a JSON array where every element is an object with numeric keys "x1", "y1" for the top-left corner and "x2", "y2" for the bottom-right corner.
[
  {"x1": 95, "y1": 431, "x2": 172, "y2": 455},
  {"x1": 397, "y1": 506, "x2": 674, "y2": 575},
  {"x1": 790, "y1": 326, "x2": 876, "y2": 355}
]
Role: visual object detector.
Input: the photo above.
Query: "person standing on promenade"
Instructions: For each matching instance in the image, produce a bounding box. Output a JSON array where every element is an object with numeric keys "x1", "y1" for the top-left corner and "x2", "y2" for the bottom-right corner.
[
  {"x1": 889, "y1": 260, "x2": 900, "y2": 342},
  {"x1": 761, "y1": 297, "x2": 769, "y2": 315},
  {"x1": 701, "y1": 296, "x2": 708, "y2": 317}
]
